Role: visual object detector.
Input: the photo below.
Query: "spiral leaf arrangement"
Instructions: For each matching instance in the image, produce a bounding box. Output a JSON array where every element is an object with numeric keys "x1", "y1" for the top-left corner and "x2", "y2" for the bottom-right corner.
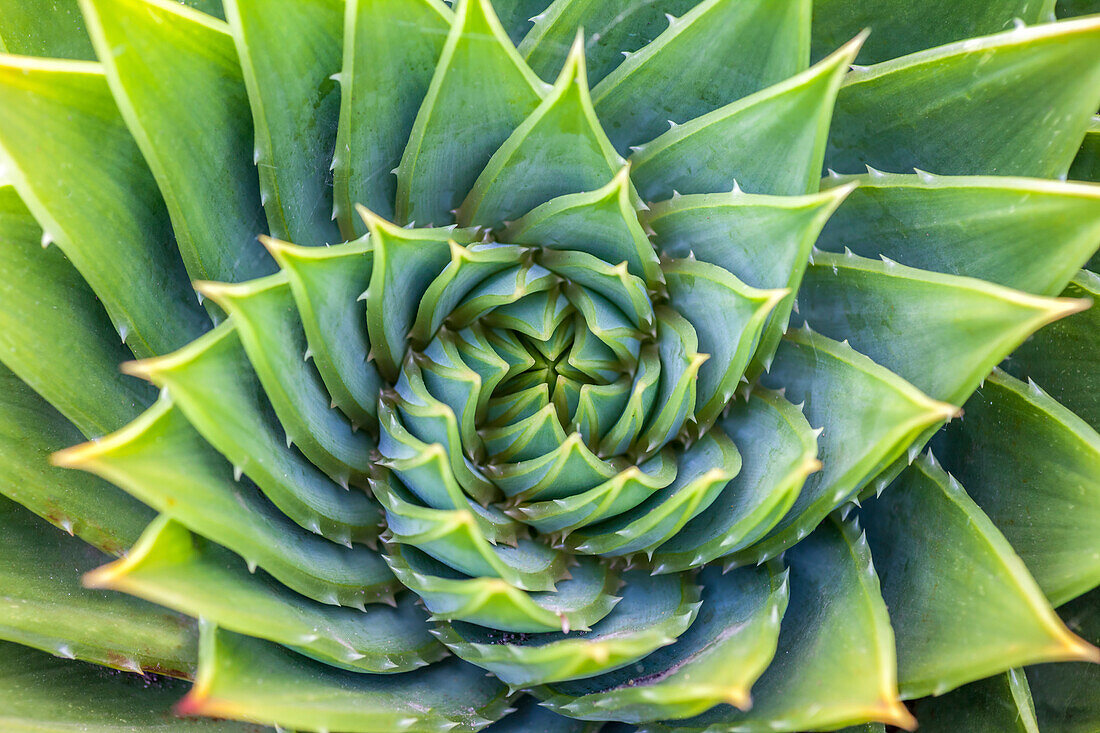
[{"x1": 1, "y1": 0, "x2": 1100, "y2": 731}]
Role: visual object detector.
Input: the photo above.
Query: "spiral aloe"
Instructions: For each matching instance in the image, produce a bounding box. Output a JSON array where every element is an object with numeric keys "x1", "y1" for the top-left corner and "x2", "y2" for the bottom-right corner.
[{"x1": 1, "y1": 0, "x2": 1099, "y2": 731}]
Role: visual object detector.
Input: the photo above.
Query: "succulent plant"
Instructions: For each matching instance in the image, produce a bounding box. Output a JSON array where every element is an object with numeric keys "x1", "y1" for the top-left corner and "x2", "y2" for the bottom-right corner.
[{"x1": 1, "y1": 0, "x2": 1100, "y2": 731}]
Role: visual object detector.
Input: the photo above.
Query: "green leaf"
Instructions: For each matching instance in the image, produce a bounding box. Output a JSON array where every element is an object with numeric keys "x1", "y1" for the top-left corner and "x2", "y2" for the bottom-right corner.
[
  {"x1": 932, "y1": 369, "x2": 1100, "y2": 607},
  {"x1": 663, "y1": 259, "x2": 785, "y2": 430},
  {"x1": 264, "y1": 236, "x2": 382, "y2": 427},
  {"x1": 1058, "y1": 0, "x2": 1100, "y2": 16},
  {"x1": 0, "y1": 56, "x2": 206, "y2": 357},
  {"x1": 731, "y1": 328, "x2": 956, "y2": 565},
  {"x1": 648, "y1": 518, "x2": 914, "y2": 733},
  {"x1": 651, "y1": 388, "x2": 819, "y2": 573},
  {"x1": 827, "y1": 17, "x2": 1100, "y2": 178},
  {"x1": 124, "y1": 324, "x2": 380, "y2": 544},
  {"x1": 860, "y1": 452, "x2": 1098, "y2": 699},
  {"x1": 55, "y1": 398, "x2": 396, "y2": 609},
  {"x1": 334, "y1": 0, "x2": 451, "y2": 232},
  {"x1": 591, "y1": 0, "x2": 811, "y2": 153},
  {"x1": 178, "y1": 624, "x2": 514, "y2": 733},
  {"x1": 797, "y1": 250, "x2": 1087, "y2": 406},
  {"x1": 459, "y1": 32, "x2": 623, "y2": 230},
  {"x1": 396, "y1": 0, "x2": 546, "y2": 226},
  {"x1": 538, "y1": 563, "x2": 788, "y2": 723},
  {"x1": 484, "y1": 695, "x2": 597, "y2": 732},
  {"x1": 0, "y1": 365, "x2": 152, "y2": 555},
  {"x1": 384, "y1": 544, "x2": 618, "y2": 632},
  {"x1": 1003, "y1": 271, "x2": 1100, "y2": 432},
  {"x1": 0, "y1": 184, "x2": 155, "y2": 437},
  {"x1": 491, "y1": 0, "x2": 551, "y2": 45},
  {"x1": 86, "y1": 516, "x2": 444, "y2": 674},
  {"x1": 433, "y1": 570, "x2": 700, "y2": 688},
  {"x1": 0, "y1": 0, "x2": 96, "y2": 59},
  {"x1": 518, "y1": 0, "x2": 699, "y2": 85},
  {"x1": 1069, "y1": 116, "x2": 1100, "y2": 184},
  {"x1": 818, "y1": 173, "x2": 1100, "y2": 296},
  {"x1": 196, "y1": 275, "x2": 374, "y2": 482},
  {"x1": 81, "y1": 0, "x2": 275, "y2": 286},
  {"x1": 1026, "y1": 587, "x2": 1100, "y2": 733},
  {"x1": 0, "y1": 640, "x2": 261, "y2": 732},
  {"x1": 0, "y1": 495, "x2": 196, "y2": 678},
  {"x1": 630, "y1": 36, "x2": 860, "y2": 199},
  {"x1": 907, "y1": 669, "x2": 1040, "y2": 733},
  {"x1": 811, "y1": 0, "x2": 1054, "y2": 65},
  {"x1": 224, "y1": 0, "x2": 342, "y2": 245}
]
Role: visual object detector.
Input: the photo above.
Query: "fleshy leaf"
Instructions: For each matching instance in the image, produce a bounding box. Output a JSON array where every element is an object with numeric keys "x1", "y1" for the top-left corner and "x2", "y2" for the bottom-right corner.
[
  {"x1": 0, "y1": 495, "x2": 196, "y2": 678},
  {"x1": 178, "y1": 625, "x2": 514, "y2": 733},
  {"x1": 1003, "y1": 271, "x2": 1100, "y2": 432},
  {"x1": 932, "y1": 369, "x2": 1100, "y2": 607},
  {"x1": 54, "y1": 398, "x2": 395, "y2": 608},
  {"x1": 539, "y1": 564, "x2": 787, "y2": 723},
  {"x1": 0, "y1": 0, "x2": 96, "y2": 59},
  {"x1": 731, "y1": 328, "x2": 956, "y2": 565},
  {"x1": 591, "y1": 0, "x2": 811, "y2": 153},
  {"x1": 224, "y1": 0, "x2": 342, "y2": 244},
  {"x1": 395, "y1": 0, "x2": 546, "y2": 226},
  {"x1": 0, "y1": 56, "x2": 205, "y2": 357},
  {"x1": 1070, "y1": 115, "x2": 1100, "y2": 184},
  {"x1": 645, "y1": 184, "x2": 852, "y2": 377},
  {"x1": 86, "y1": 516, "x2": 444, "y2": 673},
  {"x1": 0, "y1": 185, "x2": 155, "y2": 437},
  {"x1": 630, "y1": 36, "x2": 860, "y2": 199},
  {"x1": 649, "y1": 518, "x2": 915, "y2": 733},
  {"x1": 1026, "y1": 587, "x2": 1100, "y2": 733},
  {"x1": 81, "y1": 0, "x2": 274, "y2": 285},
  {"x1": 483, "y1": 694, "x2": 597, "y2": 732},
  {"x1": 459, "y1": 32, "x2": 623, "y2": 230},
  {"x1": 0, "y1": 365, "x2": 152, "y2": 555},
  {"x1": 811, "y1": 0, "x2": 1054, "y2": 64},
  {"x1": 826, "y1": 17, "x2": 1100, "y2": 178},
  {"x1": 0, "y1": 640, "x2": 259, "y2": 732},
  {"x1": 797, "y1": 251, "x2": 1088, "y2": 406},
  {"x1": 907, "y1": 669, "x2": 1040, "y2": 733},
  {"x1": 651, "y1": 388, "x2": 819, "y2": 573},
  {"x1": 433, "y1": 570, "x2": 700, "y2": 688},
  {"x1": 860, "y1": 452, "x2": 1099, "y2": 699},
  {"x1": 817, "y1": 173, "x2": 1100, "y2": 296},
  {"x1": 334, "y1": 0, "x2": 451, "y2": 231}
]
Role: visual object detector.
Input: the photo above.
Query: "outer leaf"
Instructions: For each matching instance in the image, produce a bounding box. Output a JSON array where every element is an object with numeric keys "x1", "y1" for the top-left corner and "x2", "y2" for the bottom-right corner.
[
  {"x1": 647, "y1": 518, "x2": 914, "y2": 733},
  {"x1": 0, "y1": 0, "x2": 96, "y2": 59},
  {"x1": 645, "y1": 185, "x2": 851, "y2": 377},
  {"x1": 0, "y1": 640, "x2": 262, "y2": 733},
  {"x1": 817, "y1": 173, "x2": 1100, "y2": 296},
  {"x1": 811, "y1": 0, "x2": 1054, "y2": 64},
  {"x1": 907, "y1": 669, "x2": 1040, "y2": 733},
  {"x1": 0, "y1": 495, "x2": 196, "y2": 678},
  {"x1": 1069, "y1": 116, "x2": 1100, "y2": 184},
  {"x1": 0, "y1": 365, "x2": 152, "y2": 555},
  {"x1": 932, "y1": 369, "x2": 1100, "y2": 606},
  {"x1": 1004, "y1": 271, "x2": 1100, "y2": 432},
  {"x1": 395, "y1": 0, "x2": 546, "y2": 226},
  {"x1": 81, "y1": 0, "x2": 274, "y2": 286},
  {"x1": 0, "y1": 57, "x2": 205, "y2": 357},
  {"x1": 538, "y1": 564, "x2": 788, "y2": 723},
  {"x1": 178, "y1": 625, "x2": 514, "y2": 732},
  {"x1": 54, "y1": 399, "x2": 396, "y2": 609},
  {"x1": 630, "y1": 36, "x2": 860, "y2": 199},
  {"x1": 519, "y1": 0, "x2": 699, "y2": 85},
  {"x1": 334, "y1": 0, "x2": 451, "y2": 232},
  {"x1": 591, "y1": 0, "x2": 811, "y2": 153},
  {"x1": 0, "y1": 184, "x2": 154, "y2": 437},
  {"x1": 458, "y1": 33, "x2": 623, "y2": 230},
  {"x1": 224, "y1": 0, "x2": 342, "y2": 244},
  {"x1": 826, "y1": 17, "x2": 1100, "y2": 178},
  {"x1": 860, "y1": 453, "x2": 1098, "y2": 699},
  {"x1": 797, "y1": 251, "x2": 1087, "y2": 406},
  {"x1": 651, "y1": 388, "x2": 819, "y2": 573},
  {"x1": 86, "y1": 516, "x2": 444, "y2": 674},
  {"x1": 432, "y1": 570, "x2": 701, "y2": 688},
  {"x1": 492, "y1": 0, "x2": 551, "y2": 44},
  {"x1": 732, "y1": 328, "x2": 956, "y2": 565},
  {"x1": 1026, "y1": 587, "x2": 1100, "y2": 733},
  {"x1": 484, "y1": 695, "x2": 597, "y2": 732}
]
